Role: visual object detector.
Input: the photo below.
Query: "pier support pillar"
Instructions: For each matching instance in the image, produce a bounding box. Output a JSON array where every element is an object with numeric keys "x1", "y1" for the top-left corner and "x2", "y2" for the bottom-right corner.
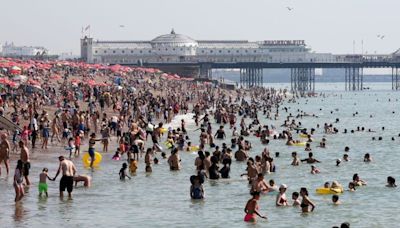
[
  {"x1": 345, "y1": 67, "x2": 363, "y2": 91},
  {"x1": 240, "y1": 67, "x2": 263, "y2": 88},
  {"x1": 392, "y1": 67, "x2": 399, "y2": 90},
  {"x1": 199, "y1": 64, "x2": 212, "y2": 79},
  {"x1": 290, "y1": 68, "x2": 315, "y2": 96}
]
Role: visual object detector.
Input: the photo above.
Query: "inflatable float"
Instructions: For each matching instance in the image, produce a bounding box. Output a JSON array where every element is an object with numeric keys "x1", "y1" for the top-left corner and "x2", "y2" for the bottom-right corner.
[
  {"x1": 291, "y1": 142, "x2": 307, "y2": 146},
  {"x1": 315, "y1": 187, "x2": 344, "y2": 195},
  {"x1": 82, "y1": 152, "x2": 102, "y2": 167}
]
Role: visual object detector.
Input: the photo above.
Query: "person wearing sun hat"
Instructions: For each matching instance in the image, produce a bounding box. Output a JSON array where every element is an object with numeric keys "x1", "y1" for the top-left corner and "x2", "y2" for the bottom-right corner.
[{"x1": 276, "y1": 184, "x2": 289, "y2": 206}]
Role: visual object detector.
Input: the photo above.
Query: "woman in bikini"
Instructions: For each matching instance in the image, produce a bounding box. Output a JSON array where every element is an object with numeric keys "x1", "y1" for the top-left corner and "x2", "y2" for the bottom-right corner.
[
  {"x1": 244, "y1": 192, "x2": 267, "y2": 223},
  {"x1": 276, "y1": 184, "x2": 289, "y2": 206},
  {"x1": 300, "y1": 187, "x2": 315, "y2": 213}
]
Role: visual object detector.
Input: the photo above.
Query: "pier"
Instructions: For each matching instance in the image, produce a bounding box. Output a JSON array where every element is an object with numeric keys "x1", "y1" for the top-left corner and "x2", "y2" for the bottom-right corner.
[{"x1": 81, "y1": 31, "x2": 400, "y2": 92}]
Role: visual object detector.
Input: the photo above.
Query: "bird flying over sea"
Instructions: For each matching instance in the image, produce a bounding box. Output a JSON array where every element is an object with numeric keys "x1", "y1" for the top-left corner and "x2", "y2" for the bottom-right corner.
[
  {"x1": 119, "y1": 25, "x2": 125, "y2": 28},
  {"x1": 377, "y1": 34, "x2": 385, "y2": 39},
  {"x1": 286, "y1": 7, "x2": 293, "y2": 11}
]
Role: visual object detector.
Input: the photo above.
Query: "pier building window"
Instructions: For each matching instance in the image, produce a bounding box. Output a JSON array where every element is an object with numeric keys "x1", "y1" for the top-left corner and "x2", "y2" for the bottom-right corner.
[
  {"x1": 113, "y1": 50, "x2": 116, "y2": 53},
  {"x1": 219, "y1": 50, "x2": 222, "y2": 53},
  {"x1": 122, "y1": 50, "x2": 125, "y2": 54},
  {"x1": 95, "y1": 50, "x2": 98, "y2": 54},
  {"x1": 148, "y1": 50, "x2": 151, "y2": 53},
  {"x1": 104, "y1": 50, "x2": 107, "y2": 53},
  {"x1": 140, "y1": 51, "x2": 143, "y2": 53},
  {"x1": 131, "y1": 50, "x2": 134, "y2": 53}
]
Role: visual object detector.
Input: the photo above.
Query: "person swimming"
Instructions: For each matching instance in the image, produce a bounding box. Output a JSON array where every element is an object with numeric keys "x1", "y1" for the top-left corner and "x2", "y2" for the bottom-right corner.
[
  {"x1": 332, "y1": 195, "x2": 341, "y2": 205},
  {"x1": 386, "y1": 176, "x2": 397, "y2": 187}
]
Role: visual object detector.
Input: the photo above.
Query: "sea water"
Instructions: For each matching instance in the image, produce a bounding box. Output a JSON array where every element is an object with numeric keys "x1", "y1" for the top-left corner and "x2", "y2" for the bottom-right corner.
[{"x1": 0, "y1": 82, "x2": 399, "y2": 228}]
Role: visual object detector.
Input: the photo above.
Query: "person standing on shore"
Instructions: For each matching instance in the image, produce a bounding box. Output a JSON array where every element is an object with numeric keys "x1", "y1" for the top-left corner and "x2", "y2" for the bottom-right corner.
[
  {"x1": 0, "y1": 133, "x2": 11, "y2": 176},
  {"x1": 53, "y1": 156, "x2": 77, "y2": 199},
  {"x1": 19, "y1": 141, "x2": 31, "y2": 186}
]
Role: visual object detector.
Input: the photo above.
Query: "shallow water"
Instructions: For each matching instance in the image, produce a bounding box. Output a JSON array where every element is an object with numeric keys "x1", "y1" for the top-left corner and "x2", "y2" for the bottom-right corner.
[{"x1": 1, "y1": 83, "x2": 400, "y2": 228}]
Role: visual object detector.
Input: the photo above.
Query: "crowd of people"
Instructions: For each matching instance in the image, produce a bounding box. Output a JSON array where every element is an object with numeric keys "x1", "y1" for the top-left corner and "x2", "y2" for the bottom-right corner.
[{"x1": 0, "y1": 57, "x2": 398, "y2": 227}]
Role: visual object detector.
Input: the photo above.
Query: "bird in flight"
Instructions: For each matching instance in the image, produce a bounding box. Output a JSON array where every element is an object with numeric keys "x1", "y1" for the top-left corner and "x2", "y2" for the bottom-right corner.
[
  {"x1": 119, "y1": 25, "x2": 125, "y2": 28},
  {"x1": 377, "y1": 34, "x2": 385, "y2": 39},
  {"x1": 286, "y1": 7, "x2": 293, "y2": 11}
]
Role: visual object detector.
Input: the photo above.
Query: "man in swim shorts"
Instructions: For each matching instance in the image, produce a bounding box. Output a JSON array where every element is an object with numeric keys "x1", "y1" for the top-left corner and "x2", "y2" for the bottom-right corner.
[
  {"x1": 19, "y1": 141, "x2": 31, "y2": 185},
  {"x1": 53, "y1": 156, "x2": 77, "y2": 199}
]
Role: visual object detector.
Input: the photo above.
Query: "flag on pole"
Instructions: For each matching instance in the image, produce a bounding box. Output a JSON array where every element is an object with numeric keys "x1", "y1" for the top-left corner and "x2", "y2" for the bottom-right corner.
[{"x1": 85, "y1": 25, "x2": 91, "y2": 31}]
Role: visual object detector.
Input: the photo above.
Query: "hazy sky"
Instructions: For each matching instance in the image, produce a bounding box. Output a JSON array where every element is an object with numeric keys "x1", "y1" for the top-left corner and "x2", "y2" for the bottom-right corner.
[{"x1": 1, "y1": 0, "x2": 399, "y2": 55}]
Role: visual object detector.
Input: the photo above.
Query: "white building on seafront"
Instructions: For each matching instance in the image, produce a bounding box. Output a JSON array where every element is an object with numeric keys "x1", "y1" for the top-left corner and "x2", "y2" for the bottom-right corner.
[
  {"x1": 81, "y1": 29, "x2": 334, "y2": 65},
  {"x1": 1, "y1": 42, "x2": 48, "y2": 57}
]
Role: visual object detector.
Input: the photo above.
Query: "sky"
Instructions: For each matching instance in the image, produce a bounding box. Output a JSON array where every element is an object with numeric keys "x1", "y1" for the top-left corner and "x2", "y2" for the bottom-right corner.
[{"x1": 0, "y1": 0, "x2": 399, "y2": 55}]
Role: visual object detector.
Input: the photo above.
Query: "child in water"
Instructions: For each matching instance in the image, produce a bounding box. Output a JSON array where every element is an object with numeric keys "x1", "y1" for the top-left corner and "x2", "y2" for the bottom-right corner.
[
  {"x1": 332, "y1": 195, "x2": 341, "y2": 205},
  {"x1": 112, "y1": 149, "x2": 121, "y2": 160},
  {"x1": 119, "y1": 163, "x2": 131, "y2": 180},
  {"x1": 348, "y1": 182, "x2": 356, "y2": 192},
  {"x1": 129, "y1": 159, "x2": 138, "y2": 174},
  {"x1": 66, "y1": 137, "x2": 75, "y2": 158},
  {"x1": 190, "y1": 175, "x2": 204, "y2": 199},
  {"x1": 386, "y1": 176, "x2": 397, "y2": 187},
  {"x1": 292, "y1": 192, "x2": 301, "y2": 206},
  {"x1": 39, "y1": 168, "x2": 52, "y2": 197},
  {"x1": 311, "y1": 165, "x2": 320, "y2": 174}
]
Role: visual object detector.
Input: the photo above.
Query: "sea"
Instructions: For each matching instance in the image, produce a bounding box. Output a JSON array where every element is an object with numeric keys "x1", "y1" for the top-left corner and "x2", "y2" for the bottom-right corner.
[{"x1": 0, "y1": 82, "x2": 399, "y2": 228}]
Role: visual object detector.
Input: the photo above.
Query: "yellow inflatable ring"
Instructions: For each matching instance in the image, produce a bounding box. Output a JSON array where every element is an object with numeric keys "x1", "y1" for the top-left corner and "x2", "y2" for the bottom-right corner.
[
  {"x1": 82, "y1": 152, "x2": 102, "y2": 167},
  {"x1": 292, "y1": 142, "x2": 307, "y2": 146},
  {"x1": 316, "y1": 187, "x2": 344, "y2": 194},
  {"x1": 164, "y1": 141, "x2": 173, "y2": 149},
  {"x1": 299, "y1": 134, "x2": 309, "y2": 138},
  {"x1": 190, "y1": 146, "x2": 200, "y2": 152}
]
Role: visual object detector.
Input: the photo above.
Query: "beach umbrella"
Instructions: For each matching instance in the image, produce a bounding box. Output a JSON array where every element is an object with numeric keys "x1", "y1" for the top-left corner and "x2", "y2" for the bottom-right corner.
[
  {"x1": 28, "y1": 79, "x2": 40, "y2": 86},
  {"x1": 10, "y1": 66, "x2": 22, "y2": 75},
  {"x1": 50, "y1": 74, "x2": 62, "y2": 80}
]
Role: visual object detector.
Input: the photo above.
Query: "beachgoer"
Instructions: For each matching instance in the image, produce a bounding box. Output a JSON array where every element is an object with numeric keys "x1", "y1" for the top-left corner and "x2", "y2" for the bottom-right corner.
[
  {"x1": 276, "y1": 184, "x2": 289, "y2": 206},
  {"x1": 119, "y1": 163, "x2": 131, "y2": 180},
  {"x1": 53, "y1": 156, "x2": 77, "y2": 199},
  {"x1": 300, "y1": 187, "x2": 315, "y2": 213},
  {"x1": 19, "y1": 141, "x2": 31, "y2": 186},
  {"x1": 0, "y1": 133, "x2": 11, "y2": 176},
  {"x1": 244, "y1": 192, "x2": 267, "y2": 223},
  {"x1": 39, "y1": 168, "x2": 52, "y2": 197},
  {"x1": 13, "y1": 160, "x2": 24, "y2": 202}
]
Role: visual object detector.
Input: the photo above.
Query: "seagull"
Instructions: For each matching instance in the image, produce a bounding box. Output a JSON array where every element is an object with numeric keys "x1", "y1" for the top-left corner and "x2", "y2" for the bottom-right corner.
[
  {"x1": 377, "y1": 34, "x2": 385, "y2": 39},
  {"x1": 286, "y1": 7, "x2": 293, "y2": 11},
  {"x1": 119, "y1": 25, "x2": 125, "y2": 28}
]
